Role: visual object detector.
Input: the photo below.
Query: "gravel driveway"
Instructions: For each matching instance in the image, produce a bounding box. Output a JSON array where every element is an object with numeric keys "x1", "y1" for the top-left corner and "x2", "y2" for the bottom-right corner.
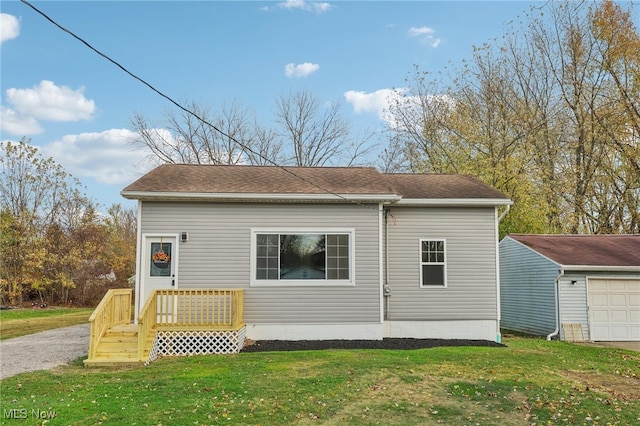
[{"x1": 0, "y1": 323, "x2": 90, "y2": 380}]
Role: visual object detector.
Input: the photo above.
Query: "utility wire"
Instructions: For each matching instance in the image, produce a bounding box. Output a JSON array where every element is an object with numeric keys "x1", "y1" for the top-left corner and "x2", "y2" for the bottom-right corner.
[{"x1": 19, "y1": 0, "x2": 378, "y2": 209}]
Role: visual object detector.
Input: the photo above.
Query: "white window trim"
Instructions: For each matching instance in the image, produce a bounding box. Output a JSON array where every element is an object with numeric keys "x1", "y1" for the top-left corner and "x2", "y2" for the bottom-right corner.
[
  {"x1": 419, "y1": 238, "x2": 447, "y2": 288},
  {"x1": 250, "y1": 228, "x2": 356, "y2": 287}
]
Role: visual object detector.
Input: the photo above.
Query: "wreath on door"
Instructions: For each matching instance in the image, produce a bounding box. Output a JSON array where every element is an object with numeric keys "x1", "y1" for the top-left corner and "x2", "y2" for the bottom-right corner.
[{"x1": 152, "y1": 239, "x2": 171, "y2": 268}]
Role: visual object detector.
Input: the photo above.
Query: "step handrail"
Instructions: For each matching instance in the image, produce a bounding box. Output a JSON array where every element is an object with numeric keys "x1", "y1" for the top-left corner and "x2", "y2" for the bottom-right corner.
[
  {"x1": 137, "y1": 289, "x2": 159, "y2": 361},
  {"x1": 87, "y1": 288, "x2": 132, "y2": 360}
]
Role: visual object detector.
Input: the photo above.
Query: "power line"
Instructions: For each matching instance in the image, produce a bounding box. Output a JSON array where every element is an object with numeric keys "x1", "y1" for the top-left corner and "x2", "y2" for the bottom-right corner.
[{"x1": 19, "y1": 0, "x2": 377, "y2": 209}]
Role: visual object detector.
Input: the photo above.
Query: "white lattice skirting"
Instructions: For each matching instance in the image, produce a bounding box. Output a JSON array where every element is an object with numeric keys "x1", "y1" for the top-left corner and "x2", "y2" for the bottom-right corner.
[{"x1": 146, "y1": 327, "x2": 246, "y2": 365}]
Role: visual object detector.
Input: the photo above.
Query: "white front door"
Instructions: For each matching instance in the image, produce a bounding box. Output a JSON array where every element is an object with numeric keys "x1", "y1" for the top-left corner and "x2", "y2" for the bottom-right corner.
[{"x1": 141, "y1": 235, "x2": 178, "y2": 313}]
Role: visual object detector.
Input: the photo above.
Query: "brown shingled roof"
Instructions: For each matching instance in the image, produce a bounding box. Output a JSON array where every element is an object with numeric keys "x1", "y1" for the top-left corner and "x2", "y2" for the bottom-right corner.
[
  {"x1": 123, "y1": 164, "x2": 396, "y2": 195},
  {"x1": 384, "y1": 173, "x2": 509, "y2": 199},
  {"x1": 508, "y1": 234, "x2": 640, "y2": 267},
  {"x1": 121, "y1": 164, "x2": 509, "y2": 202}
]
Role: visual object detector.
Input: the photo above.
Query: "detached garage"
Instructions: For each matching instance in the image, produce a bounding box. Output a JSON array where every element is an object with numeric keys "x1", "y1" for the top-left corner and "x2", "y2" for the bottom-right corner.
[{"x1": 500, "y1": 234, "x2": 640, "y2": 342}]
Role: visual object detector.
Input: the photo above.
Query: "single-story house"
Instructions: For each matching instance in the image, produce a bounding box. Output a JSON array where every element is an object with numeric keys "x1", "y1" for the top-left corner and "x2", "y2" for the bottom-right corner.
[
  {"x1": 500, "y1": 234, "x2": 640, "y2": 341},
  {"x1": 121, "y1": 164, "x2": 512, "y2": 343}
]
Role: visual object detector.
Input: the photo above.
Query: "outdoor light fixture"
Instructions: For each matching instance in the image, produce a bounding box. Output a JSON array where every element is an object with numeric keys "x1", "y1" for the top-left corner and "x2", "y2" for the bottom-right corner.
[{"x1": 181, "y1": 232, "x2": 189, "y2": 242}]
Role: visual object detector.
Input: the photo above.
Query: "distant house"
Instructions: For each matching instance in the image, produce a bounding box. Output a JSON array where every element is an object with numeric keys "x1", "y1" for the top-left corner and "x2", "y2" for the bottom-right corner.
[
  {"x1": 500, "y1": 234, "x2": 640, "y2": 342},
  {"x1": 121, "y1": 164, "x2": 512, "y2": 343}
]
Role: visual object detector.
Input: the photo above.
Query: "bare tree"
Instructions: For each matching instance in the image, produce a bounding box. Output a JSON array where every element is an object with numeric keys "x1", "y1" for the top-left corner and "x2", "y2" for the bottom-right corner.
[
  {"x1": 275, "y1": 89, "x2": 377, "y2": 167},
  {"x1": 243, "y1": 123, "x2": 285, "y2": 166},
  {"x1": 130, "y1": 100, "x2": 280, "y2": 166}
]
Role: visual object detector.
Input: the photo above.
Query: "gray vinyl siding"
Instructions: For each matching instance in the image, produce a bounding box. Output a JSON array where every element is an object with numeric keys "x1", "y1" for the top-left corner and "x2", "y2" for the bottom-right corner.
[
  {"x1": 385, "y1": 206, "x2": 499, "y2": 320},
  {"x1": 140, "y1": 201, "x2": 381, "y2": 324},
  {"x1": 499, "y1": 237, "x2": 559, "y2": 336},
  {"x1": 557, "y1": 273, "x2": 589, "y2": 340}
]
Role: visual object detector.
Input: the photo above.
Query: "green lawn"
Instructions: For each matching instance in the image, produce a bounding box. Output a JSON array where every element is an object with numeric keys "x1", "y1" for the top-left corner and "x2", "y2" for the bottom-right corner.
[
  {"x1": 0, "y1": 308, "x2": 93, "y2": 340},
  {"x1": 1, "y1": 336, "x2": 638, "y2": 425}
]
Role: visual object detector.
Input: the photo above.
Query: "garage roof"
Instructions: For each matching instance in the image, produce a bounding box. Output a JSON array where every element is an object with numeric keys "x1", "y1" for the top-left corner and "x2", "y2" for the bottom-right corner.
[{"x1": 507, "y1": 234, "x2": 640, "y2": 268}]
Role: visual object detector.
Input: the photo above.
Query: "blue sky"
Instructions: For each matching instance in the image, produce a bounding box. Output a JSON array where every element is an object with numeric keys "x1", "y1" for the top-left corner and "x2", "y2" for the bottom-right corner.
[{"x1": 1, "y1": 0, "x2": 541, "y2": 210}]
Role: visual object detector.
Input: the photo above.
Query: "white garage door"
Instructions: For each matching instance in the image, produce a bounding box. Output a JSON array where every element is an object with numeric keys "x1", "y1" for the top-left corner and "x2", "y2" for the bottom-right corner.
[{"x1": 588, "y1": 278, "x2": 640, "y2": 341}]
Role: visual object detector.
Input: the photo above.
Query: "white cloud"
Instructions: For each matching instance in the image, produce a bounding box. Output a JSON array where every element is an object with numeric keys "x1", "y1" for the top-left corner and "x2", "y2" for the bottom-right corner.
[
  {"x1": 284, "y1": 62, "x2": 320, "y2": 78},
  {"x1": 0, "y1": 106, "x2": 43, "y2": 135},
  {"x1": 6, "y1": 80, "x2": 96, "y2": 121},
  {"x1": 1, "y1": 14, "x2": 20, "y2": 43},
  {"x1": 278, "y1": 0, "x2": 332, "y2": 14},
  {"x1": 1, "y1": 81, "x2": 97, "y2": 136},
  {"x1": 41, "y1": 129, "x2": 152, "y2": 185},
  {"x1": 344, "y1": 88, "x2": 399, "y2": 123},
  {"x1": 409, "y1": 25, "x2": 442, "y2": 48},
  {"x1": 409, "y1": 26, "x2": 435, "y2": 37},
  {"x1": 311, "y1": 2, "x2": 332, "y2": 13}
]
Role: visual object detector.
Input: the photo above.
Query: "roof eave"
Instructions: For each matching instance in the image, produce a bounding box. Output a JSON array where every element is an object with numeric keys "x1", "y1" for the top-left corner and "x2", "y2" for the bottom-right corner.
[
  {"x1": 121, "y1": 190, "x2": 402, "y2": 203},
  {"x1": 393, "y1": 198, "x2": 513, "y2": 207},
  {"x1": 503, "y1": 236, "x2": 564, "y2": 267},
  {"x1": 562, "y1": 265, "x2": 640, "y2": 272}
]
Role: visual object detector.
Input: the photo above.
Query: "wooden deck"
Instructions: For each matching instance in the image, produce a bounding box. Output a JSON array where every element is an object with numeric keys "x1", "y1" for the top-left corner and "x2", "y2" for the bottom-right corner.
[{"x1": 84, "y1": 289, "x2": 245, "y2": 366}]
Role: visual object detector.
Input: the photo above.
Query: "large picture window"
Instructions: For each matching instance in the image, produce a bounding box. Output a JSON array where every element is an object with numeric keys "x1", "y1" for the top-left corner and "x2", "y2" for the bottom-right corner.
[
  {"x1": 420, "y1": 239, "x2": 446, "y2": 287},
  {"x1": 253, "y1": 230, "x2": 353, "y2": 285}
]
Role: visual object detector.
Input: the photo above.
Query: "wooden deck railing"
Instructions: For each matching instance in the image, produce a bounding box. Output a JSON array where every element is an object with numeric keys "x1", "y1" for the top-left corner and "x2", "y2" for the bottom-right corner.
[
  {"x1": 87, "y1": 288, "x2": 132, "y2": 360},
  {"x1": 137, "y1": 289, "x2": 244, "y2": 360}
]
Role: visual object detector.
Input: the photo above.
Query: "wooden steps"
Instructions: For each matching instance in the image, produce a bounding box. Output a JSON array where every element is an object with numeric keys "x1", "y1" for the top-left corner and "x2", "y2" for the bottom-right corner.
[
  {"x1": 86, "y1": 289, "x2": 245, "y2": 367},
  {"x1": 84, "y1": 324, "x2": 152, "y2": 366},
  {"x1": 85, "y1": 322, "x2": 247, "y2": 366}
]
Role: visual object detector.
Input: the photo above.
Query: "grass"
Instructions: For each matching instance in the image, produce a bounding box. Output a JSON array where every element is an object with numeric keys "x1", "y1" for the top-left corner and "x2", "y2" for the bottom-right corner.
[
  {"x1": 0, "y1": 308, "x2": 93, "y2": 340},
  {"x1": 1, "y1": 336, "x2": 638, "y2": 425}
]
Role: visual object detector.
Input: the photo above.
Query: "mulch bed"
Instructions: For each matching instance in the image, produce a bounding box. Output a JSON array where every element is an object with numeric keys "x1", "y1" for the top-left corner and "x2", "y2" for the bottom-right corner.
[{"x1": 240, "y1": 338, "x2": 504, "y2": 352}]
